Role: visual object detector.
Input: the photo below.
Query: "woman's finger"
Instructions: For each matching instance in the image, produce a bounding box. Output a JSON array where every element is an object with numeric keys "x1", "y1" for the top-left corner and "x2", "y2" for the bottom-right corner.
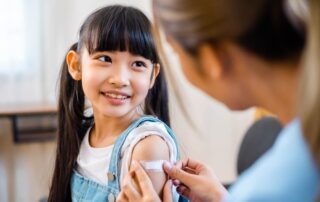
[
  {"x1": 183, "y1": 166, "x2": 197, "y2": 175},
  {"x1": 116, "y1": 192, "x2": 128, "y2": 202},
  {"x1": 131, "y1": 161, "x2": 155, "y2": 192},
  {"x1": 162, "y1": 180, "x2": 173, "y2": 202},
  {"x1": 121, "y1": 174, "x2": 141, "y2": 201},
  {"x1": 176, "y1": 185, "x2": 191, "y2": 199},
  {"x1": 172, "y1": 179, "x2": 181, "y2": 186},
  {"x1": 163, "y1": 161, "x2": 198, "y2": 186},
  {"x1": 174, "y1": 160, "x2": 183, "y2": 169},
  {"x1": 182, "y1": 158, "x2": 205, "y2": 171}
]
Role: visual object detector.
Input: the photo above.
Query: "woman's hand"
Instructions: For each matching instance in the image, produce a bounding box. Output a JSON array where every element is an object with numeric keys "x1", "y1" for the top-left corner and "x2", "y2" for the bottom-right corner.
[
  {"x1": 117, "y1": 161, "x2": 173, "y2": 202},
  {"x1": 163, "y1": 158, "x2": 228, "y2": 202}
]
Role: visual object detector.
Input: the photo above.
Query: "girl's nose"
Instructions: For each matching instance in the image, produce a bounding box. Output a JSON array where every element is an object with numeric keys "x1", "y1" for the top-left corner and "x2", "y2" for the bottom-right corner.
[{"x1": 108, "y1": 67, "x2": 130, "y2": 87}]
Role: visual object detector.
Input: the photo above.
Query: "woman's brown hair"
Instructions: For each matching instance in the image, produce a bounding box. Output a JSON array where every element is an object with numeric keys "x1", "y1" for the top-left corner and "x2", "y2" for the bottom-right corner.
[
  {"x1": 299, "y1": 0, "x2": 320, "y2": 166},
  {"x1": 153, "y1": 0, "x2": 304, "y2": 60}
]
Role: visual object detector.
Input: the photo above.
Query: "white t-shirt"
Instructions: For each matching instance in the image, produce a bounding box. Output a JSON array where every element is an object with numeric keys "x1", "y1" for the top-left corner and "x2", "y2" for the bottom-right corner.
[{"x1": 76, "y1": 121, "x2": 178, "y2": 186}]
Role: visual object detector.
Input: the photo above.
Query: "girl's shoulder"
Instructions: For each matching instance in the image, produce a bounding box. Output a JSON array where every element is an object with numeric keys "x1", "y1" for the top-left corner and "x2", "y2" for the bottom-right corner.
[
  {"x1": 134, "y1": 118, "x2": 169, "y2": 135},
  {"x1": 128, "y1": 117, "x2": 176, "y2": 148},
  {"x1": 120, "y1": 117, "x2": 178, "y2": 162}
]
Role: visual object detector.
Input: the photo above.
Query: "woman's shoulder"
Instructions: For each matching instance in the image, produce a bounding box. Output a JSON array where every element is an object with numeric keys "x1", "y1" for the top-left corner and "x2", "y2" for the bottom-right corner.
[{"x1": 227, "y1": 119, "x2": 320, "y2": 202}]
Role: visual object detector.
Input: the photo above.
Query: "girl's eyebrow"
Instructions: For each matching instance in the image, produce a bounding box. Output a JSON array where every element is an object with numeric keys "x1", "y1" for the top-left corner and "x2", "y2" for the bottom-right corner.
[
  {"x1": 131, "y1": 56, "x2": 153, "y2": 64},
  {"x1": 129, "y1": 53, "x2": 149, "y2": 60}
]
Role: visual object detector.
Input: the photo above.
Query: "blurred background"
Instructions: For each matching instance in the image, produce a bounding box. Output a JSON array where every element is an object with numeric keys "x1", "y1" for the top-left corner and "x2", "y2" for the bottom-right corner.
[{"x1": 0, "y1": 0, "x2": 255, "y2": 201}]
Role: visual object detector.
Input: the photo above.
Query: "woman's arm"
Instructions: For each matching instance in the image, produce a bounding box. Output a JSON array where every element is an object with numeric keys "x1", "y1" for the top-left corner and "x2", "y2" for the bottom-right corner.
[
  {"x1": 118, "y1": 157, "x2": 228, "y2": 202},
  {"x1": 164, "y1": 158, "x2": 228, "y2": 201}
]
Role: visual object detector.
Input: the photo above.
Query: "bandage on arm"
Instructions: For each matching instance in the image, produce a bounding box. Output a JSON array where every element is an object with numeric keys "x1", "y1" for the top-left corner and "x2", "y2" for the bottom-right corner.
[{"x1": 139, "y1": 160, "x2": 165, "y2": 172}]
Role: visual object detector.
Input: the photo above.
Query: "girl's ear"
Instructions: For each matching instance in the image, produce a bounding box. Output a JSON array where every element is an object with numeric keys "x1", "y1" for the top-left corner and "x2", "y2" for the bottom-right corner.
[
  {"x1": 197, "y1": 44, "x2": 224, "y2": 80},
  {"x1": 149, "y1": 63, "x2": 160, "y2": 88},
  {"x1": 66, "y1": 50, "x2": 81, "y2": 80}
]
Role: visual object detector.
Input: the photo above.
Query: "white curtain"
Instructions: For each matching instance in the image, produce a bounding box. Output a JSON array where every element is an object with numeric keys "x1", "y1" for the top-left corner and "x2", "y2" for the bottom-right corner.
[{"x1": 0, "y1": 0, "x2": 42, "y2": 105}]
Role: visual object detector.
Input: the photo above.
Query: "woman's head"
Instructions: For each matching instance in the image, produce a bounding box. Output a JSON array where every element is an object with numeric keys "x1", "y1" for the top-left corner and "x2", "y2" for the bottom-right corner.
[{"x1": 153, "y1": 0, "x2": 306, "y2": 112}]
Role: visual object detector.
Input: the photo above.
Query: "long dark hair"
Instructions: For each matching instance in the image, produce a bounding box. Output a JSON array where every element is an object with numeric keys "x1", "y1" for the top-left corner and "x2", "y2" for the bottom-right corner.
[{"x1": 49, "y1": 5, "x2": 169, "y2": 201}]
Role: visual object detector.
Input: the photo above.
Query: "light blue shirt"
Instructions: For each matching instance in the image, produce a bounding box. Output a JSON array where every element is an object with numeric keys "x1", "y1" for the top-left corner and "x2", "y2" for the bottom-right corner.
[{"x1": 227, "y1": 119, "x2": 320, "y2": 202}]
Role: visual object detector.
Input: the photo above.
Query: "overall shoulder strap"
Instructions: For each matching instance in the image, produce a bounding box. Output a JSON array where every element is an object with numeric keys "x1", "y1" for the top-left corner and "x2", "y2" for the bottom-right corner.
[{"x1": 107, "y1": 116, "x2": 179, "y2": 191}]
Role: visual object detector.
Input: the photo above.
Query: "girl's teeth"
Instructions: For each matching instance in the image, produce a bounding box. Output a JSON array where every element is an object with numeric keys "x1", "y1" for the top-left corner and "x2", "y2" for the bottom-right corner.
[{"x1": 106, "y1": 93, "x2": 127, "y2": 99}]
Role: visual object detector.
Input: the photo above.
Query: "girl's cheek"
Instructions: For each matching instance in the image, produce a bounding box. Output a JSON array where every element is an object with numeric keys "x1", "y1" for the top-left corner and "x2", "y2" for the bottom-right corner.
[{"x1": 134, "y1": 79, "x2": 152, "y2": 95}]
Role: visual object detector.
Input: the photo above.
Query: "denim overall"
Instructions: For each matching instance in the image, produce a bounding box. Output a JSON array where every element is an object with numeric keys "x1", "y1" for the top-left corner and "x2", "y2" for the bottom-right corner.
[{"x1": 70, "y1": 116, "x2": 182, "y2": 202}]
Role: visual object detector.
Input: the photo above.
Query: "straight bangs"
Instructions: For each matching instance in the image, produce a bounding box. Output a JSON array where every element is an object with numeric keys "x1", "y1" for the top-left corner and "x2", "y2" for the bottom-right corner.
[{"x1": 79, "y1": 5, "x2": 158, "y2": 63}]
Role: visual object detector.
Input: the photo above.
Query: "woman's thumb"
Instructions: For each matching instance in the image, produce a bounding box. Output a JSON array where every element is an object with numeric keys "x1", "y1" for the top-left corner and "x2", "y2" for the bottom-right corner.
[{"x1": 163, "y1": 161, "x2": 194, "y2": 186}]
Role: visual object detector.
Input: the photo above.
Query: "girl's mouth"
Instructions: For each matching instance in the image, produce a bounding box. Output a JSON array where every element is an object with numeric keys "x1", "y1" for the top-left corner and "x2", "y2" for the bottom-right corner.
[{"x1": 101, "y1": 91, "x2": 131, "y2": 105}]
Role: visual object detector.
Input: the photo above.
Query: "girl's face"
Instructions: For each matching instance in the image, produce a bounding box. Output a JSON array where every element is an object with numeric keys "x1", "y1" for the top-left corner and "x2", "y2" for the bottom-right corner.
[{"x1": 72, "y1": 48, "x2": 158, "y2": 119}]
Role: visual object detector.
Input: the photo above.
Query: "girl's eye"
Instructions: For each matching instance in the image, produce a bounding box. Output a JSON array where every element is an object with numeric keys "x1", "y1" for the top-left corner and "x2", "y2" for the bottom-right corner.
[
  {"x1": 132, "y1": 61, "x2": 146, "y2": 68},
  {"x1": 98, "y1": 55, "x2": 112, "y2": 63}
]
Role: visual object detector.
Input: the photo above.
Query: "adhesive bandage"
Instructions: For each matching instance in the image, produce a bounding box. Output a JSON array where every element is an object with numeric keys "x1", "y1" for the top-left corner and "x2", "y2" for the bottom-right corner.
[{"x1": 139, "y1": 160, "x2": 166, "y2": 172}]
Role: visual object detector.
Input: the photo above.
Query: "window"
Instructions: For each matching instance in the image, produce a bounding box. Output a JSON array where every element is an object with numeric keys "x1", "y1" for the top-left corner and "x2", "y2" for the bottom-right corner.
[{"x1": 0, "y1": 0, "x2": 42, "y2": 104}]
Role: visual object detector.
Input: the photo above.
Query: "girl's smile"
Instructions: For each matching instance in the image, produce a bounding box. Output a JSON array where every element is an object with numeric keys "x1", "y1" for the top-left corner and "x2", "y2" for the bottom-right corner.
[{"x1": 101, "y1": 90, "x2": 131, "y2": 106}]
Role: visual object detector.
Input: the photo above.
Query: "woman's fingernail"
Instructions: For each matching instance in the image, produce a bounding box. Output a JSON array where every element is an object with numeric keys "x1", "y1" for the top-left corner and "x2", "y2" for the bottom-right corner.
[{"x1": 163, "y1": 161, "x2": 173, "y2": 170}]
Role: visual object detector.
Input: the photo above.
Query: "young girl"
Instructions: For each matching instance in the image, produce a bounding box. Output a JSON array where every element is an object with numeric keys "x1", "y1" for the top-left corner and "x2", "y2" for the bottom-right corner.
[{"x1": 48, "y1": 5, "x2": 181, "y2": 202}]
